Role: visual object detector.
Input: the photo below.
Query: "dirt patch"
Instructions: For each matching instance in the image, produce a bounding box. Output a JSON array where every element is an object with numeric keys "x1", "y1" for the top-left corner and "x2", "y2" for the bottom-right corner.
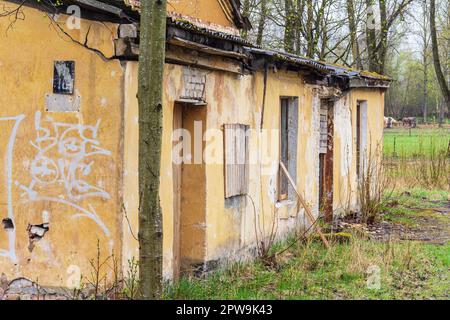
[{"x1": 338, "y1": 201, "x2": 450, "y2": 245}]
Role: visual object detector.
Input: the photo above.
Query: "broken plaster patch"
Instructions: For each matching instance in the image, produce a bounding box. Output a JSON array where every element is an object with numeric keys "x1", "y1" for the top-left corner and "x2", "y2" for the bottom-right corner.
[
  {"x1": 45, "y1": 93, "x2": 81, "y2": 112},
  {"x1": 2, "y1": 218, "x2": 14, "y2": 230},
  {"x1": 27, "y1": 223, "x2": 50, "y2": 252}
]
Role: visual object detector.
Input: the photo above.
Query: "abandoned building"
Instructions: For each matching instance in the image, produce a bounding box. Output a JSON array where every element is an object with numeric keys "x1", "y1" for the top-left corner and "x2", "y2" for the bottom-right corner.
[{"x1": 0, "y1": 0, "x2": 390, "y2": 291}]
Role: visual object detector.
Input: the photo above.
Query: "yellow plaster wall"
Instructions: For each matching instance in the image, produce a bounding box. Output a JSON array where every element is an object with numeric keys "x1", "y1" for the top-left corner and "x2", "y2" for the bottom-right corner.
[
  {"x1": 333, "y1": 89, "x2": 385, "y2": 212},
  {"x1": 203, "y1": 70, "x2": 321, "y2": 262},
  {"x1": 122, "y1": 65, "x2": 319, "y2": 277},
  {"x1": 123, "y1": 60, "x2": 386, "y2": 278},
  {"x1": 0, "y1": 3, "x2": 123, "y2": 287},
  {"x1": 0, "y1": 1, "x2": 387, "y2": 288},
  {"x1": 168, "y1": 0, "x2": 236, "y2": 28}
]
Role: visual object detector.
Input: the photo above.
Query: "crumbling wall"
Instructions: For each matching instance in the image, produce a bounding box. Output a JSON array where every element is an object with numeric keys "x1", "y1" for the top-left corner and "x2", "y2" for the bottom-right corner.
[{"x1": 0, "y1": 3, "x2": 124, "y2": 288}]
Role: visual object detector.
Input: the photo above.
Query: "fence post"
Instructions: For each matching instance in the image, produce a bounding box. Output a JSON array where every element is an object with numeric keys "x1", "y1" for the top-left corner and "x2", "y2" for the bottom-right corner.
[{"x1": 393, "y1": 137, "x2": 398, "y2": 158}]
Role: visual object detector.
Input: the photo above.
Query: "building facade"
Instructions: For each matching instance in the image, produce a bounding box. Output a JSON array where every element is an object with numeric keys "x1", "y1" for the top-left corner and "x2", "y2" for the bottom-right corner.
[{"x1": 0, "y1": 0, "x2": 389, "y2": 292}]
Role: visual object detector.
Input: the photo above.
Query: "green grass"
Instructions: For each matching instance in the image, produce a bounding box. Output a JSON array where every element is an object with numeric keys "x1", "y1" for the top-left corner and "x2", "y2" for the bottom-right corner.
[
  {"x1": 383, "y1": 127, "x2": 450, "y2": 158},
  {"x1": 163, "y1": 129, "x2": 450, "y2": 301},
  {"x1": 382, "y1": 188, "x2": 449, "y2": 226},
  {"x1": 165, "y1": 238, "x2": 450, "y2": 300},
  {"x1": 389, "y1": 188, "x2": 449, "y2": 206}
]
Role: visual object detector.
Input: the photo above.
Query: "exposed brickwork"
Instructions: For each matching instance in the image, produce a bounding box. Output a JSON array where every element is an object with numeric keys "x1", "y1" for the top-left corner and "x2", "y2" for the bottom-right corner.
[{"x1": 0, "y1": 274, "x2": 69, "y2": 300}]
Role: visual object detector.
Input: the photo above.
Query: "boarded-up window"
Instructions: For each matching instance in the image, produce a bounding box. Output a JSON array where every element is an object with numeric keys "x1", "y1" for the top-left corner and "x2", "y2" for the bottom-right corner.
[
  {"x1": 279, "y1": 97, "x2": 299, "y2": 201},
  {"x1": 224, "y1": 124, "x2": 250, "y2": 198}
]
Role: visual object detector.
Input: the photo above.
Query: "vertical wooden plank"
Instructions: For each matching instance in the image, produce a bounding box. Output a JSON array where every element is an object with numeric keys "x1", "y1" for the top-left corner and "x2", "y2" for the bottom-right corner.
[
  {"x1": 238, "y1": 124, "x2": 244, "y2": 195},
  {"x1": 356, "y1": 102, "x2": 361, "y2": 178},
  {"x1": 244, "y1": 125, "x2": 250, "y2": 195},
  {"x1": 324, "y1": 101, "x2": 334, "y2": 223},
  {"x1": 223, "y1": 124, "x2": 250, "y2": 198},
  {"x1": 287, "y1": 98, "x2": 299, "y2": 200},
  {"x1": 280, "y1": 99, "x2": 289, "y2": 200},
  {"x1": 224, "y1": 124, "x2": 229, "y2": 198}
]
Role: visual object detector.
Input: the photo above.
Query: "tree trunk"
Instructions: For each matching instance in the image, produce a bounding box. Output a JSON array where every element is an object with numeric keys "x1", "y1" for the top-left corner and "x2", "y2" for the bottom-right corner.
[
  {"x1": 431, "y1": 0, "x2": 450, "y2": 127},
  {"x1": 138, "y1": 0, "x2": 166, "y2": 299},
  {"x1": 424, "y1": 59, "x2": 429, "y2": 124},
  {"x1": 365, "y1": 0, "x2": 378, "y2": 72},
  {"x1": 447, "y1": 1, "x2": 450, "y2": 116},
  {"x1": 422, "y1": 0, "x2": 429, "y2": 125},
  {"x1": 377, "y1": 0, "x2": 388, "y2": 74},
  {"x1": 284, "y1": 0, "x2": 296, "y2": 53},
  {"x1": 256, "y1": 0, "x2": 267, "y2": 46},
  {"x1": 295, "y1": 0, "x2": 305, "y2": 55},
  {"x1": 305, "y1": 0, "x2": 314, "y2": 58},
  {"x1": 241, "y1": 0, "x2": 251, "y2": 39},
  {"x1": 347, "y1": 0, "x2": 363, "y2": 69}
]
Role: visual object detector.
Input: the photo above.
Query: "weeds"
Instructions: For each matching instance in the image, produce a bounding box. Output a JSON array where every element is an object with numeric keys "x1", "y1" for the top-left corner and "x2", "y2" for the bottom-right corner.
[
  {"x1": 357, "y1": 145, "x2": 395, "y2": 224},
  {"x1": 68, "y1": 240, "x2": 141, "y2": 300},
  {"x1": 165, "y1": 233, "x2": 449, "y2": 300}
]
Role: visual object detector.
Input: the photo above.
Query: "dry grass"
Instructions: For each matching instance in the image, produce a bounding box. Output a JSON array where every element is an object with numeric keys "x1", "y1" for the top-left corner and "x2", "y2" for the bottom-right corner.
[{"x1": 165, "y1": 233, "x2": 449, "y2": 300}]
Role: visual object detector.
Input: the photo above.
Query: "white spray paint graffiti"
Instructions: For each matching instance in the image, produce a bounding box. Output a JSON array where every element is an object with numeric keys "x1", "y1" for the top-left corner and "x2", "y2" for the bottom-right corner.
[
  {"x1": 19, "y1": 111, "x2": 112, "y2": 236},
  {"x1": 0, "y1": 115, "x2": 26, "y2": 263},
  {"x1": 0, "y1": 111, "x2": 113, "y2": 263}
]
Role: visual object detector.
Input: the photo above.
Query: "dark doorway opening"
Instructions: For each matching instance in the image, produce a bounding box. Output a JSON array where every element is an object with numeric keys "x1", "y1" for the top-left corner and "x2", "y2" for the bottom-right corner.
[{"x1": 172, "y1": 102, "x2": 207, "y2": 279}]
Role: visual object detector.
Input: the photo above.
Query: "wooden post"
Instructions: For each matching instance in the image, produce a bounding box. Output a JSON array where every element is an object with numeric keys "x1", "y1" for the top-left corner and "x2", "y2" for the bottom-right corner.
[
  {"x1": 280, "y1": 162, "x2": 330, "y2": 249},
  {"x1": 447, "y1": 139, "x2": 450, "y2": 158}
]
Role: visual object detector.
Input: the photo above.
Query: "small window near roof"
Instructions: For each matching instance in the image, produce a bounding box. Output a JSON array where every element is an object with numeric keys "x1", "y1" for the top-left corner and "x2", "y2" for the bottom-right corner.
[{"x1": 223, "y1": 124, "x2": 250, "y2": 198}]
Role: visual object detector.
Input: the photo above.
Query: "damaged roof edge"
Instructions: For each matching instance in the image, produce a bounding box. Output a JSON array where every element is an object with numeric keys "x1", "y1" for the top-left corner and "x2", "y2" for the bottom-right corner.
[
  {"x1": 47, "y1": 0, "x2": 391, "y2": 85},
  {"x1": 247, "y1": 47, "x2": 392, "y2": 84}
]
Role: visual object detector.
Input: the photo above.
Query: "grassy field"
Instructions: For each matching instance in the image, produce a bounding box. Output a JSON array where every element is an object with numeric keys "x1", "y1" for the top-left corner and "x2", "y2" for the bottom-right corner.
[
  {"x1": 384, "y1": 127, "x2": 450, "y2": 158},
  {"x1": 382, "y1": 127, "x2": 450, "y2": 191}
]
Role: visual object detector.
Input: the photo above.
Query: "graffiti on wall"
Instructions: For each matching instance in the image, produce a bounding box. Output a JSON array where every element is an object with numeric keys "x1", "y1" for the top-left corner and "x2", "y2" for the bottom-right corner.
[
  {"x1": 0, "y1": 115, "x2": 26, "y2": 262},
  {"x1": 0, "y1": 112, "x2": 112, "y2": 263}
]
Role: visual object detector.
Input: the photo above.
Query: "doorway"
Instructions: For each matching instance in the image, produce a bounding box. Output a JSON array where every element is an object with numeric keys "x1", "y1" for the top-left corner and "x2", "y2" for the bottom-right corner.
[
  {"x1": 172, "y1": 102, "x2": 207, "y2": 279},
  {"x1": 356, "y1": 101, "x2": 368, "y2": 179}
]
